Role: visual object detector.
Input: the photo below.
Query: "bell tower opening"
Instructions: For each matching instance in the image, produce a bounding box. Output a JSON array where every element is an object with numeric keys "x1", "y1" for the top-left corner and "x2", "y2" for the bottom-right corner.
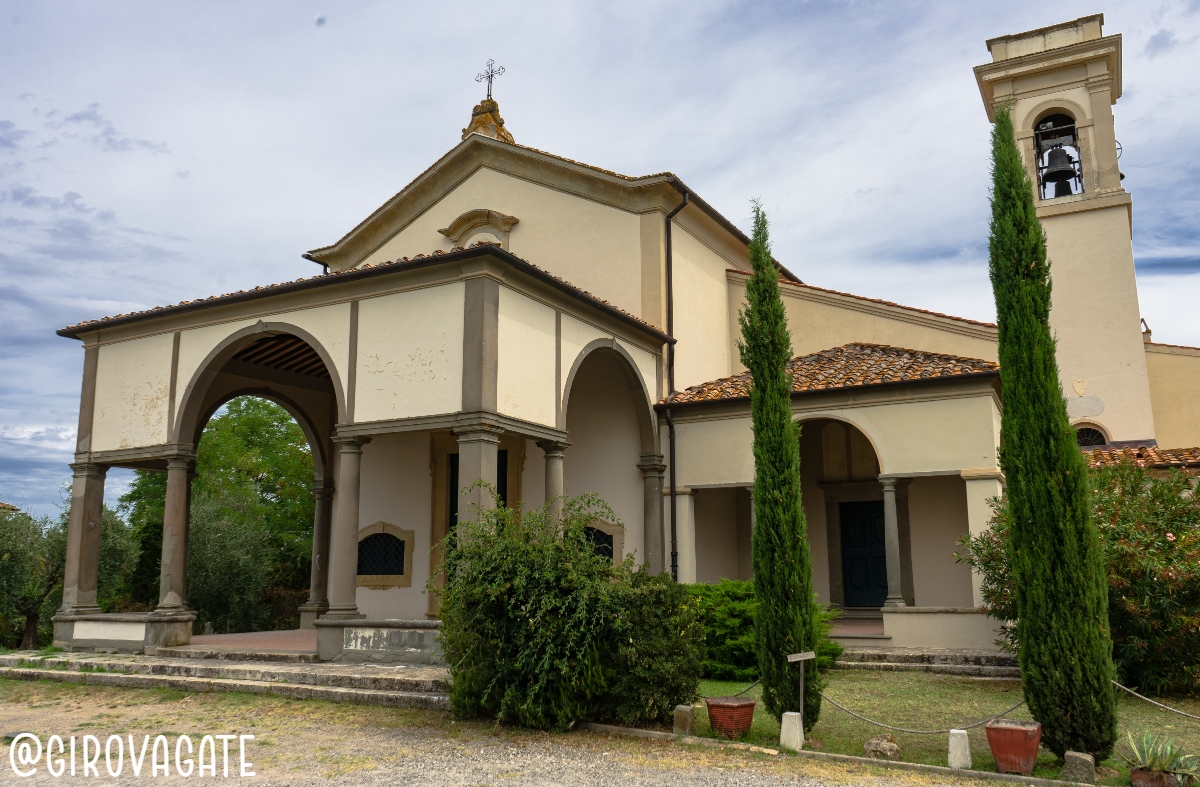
[{"x1": 1034, "y1": 113, "x2": 1082, "y2": 199}]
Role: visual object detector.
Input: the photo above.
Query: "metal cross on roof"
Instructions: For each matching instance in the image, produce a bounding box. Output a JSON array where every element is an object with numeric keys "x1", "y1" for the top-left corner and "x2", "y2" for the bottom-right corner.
[{"x1": 475, "y1": 59, "x2": 505, "y2": 100}]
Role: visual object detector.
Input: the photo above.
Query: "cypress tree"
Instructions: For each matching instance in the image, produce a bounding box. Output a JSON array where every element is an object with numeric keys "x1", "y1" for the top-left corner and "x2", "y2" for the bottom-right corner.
[
  {"x1": 737, "y1": 201, "x2": 822, "y2": 729},
  {"x1": 987, "y1": 107, "x2": 1117, "y2": 758}
]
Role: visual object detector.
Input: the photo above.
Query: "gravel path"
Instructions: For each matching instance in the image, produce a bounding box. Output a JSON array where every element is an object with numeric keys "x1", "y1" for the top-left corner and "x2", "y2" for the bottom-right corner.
[{"x1": 1, "y1": 678, "x2": 980, "y2": 786}]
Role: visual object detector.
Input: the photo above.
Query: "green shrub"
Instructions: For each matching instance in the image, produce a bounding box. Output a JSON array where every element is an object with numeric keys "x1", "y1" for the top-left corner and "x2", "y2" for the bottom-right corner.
[
  {"x1": 437, "y1": 491, "x2": 703, "y2": 731},
  {"x1": 687, "y1": 579, "x2": 843, "y2": 682},
  {"x1": 956, "y1": 460, "x2": 1200, "y2": 694}
]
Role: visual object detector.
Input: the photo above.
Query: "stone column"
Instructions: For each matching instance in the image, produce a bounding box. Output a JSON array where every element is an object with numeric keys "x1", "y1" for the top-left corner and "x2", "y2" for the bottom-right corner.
[
  {"x1": 59, "y1": 463, "x2": 107, "y2": 614},
  {"x1": 156, "y1": 455, "x2": 195, "y2": 612},
  {"x1": 325, "y1": 437, "x2": 369, "y2": 619},
  {"x1": 538, "y1": 440, "x2": 568, "y2": 519},
  {"x1": 299, "y1": 478, "x2": 334, "y2": 628},
  {"x1": 881, "y1": 478, "x2": 906, "y2": 608},
  {"x1": 674, "y1": 489, "x2": 697, "y2": 584},
  {"x1": 962, "y1": 470, "x2": 1005, "y2": 608},
  {"x1": 455, "y1": 427, "x2": 502, "y2": 520},
  {"x1": 637, "y1": 453, "x2": 666, "y2": 574}
]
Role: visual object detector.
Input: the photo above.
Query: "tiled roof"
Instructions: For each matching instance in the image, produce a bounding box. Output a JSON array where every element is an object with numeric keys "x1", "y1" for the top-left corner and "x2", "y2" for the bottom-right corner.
[
  {"x1": 0, "y1": 501, "x2": 18, "y2": 512},
  {"x1": 1085, "y1": 446, "x2": 1200, "y2": 469},
  {"x1": 58, "y1": 243, "x2": 668, "y2": 341},
  {"x1": 663, "y1": 343, "x2": 999, "y2": 405}
]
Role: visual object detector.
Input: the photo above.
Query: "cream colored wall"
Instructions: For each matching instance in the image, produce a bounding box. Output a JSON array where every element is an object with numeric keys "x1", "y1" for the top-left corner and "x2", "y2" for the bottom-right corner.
[
  {"x1": 560, "y1": 315, "x2": 606, "y2": 407},
  {"x1": 360, "y1": 167, "x2": 645, "y2": 318},
  {"x1": 799, "y1": 425, "x2": 831, "y2": 602},
  {"x1": 728, "y1": 278, "x2": 999, "y2": 370},
  {"x1": 673, "y1": 226, "x2": 735, "y2": 389},
  {"x1": 521, "y1": 439, "x2": 546, "y2": 509},
  {"x1": 91, "y1": 334, "x2": 175, "y2": 451},
  {"x1": 174, "y1": 318, "x2": 254, "y2": 418},
  {"x1": 1043, "y1": 206, "x2": 1156, "y2": 442},
  {"x1": 694, "y1": 488, "x2": 739, "y2": 583},
  {"x1": 674, "y1": 393, "x2": 1001, "y2": 488},
  {"x1": 617, "y1": 339, "x2": 660, "y2": 404},
  {"x1": 906, "y1": 476, "x2": 974, "y2": 608},
  {"x1": 1145, "y1": 344, "x2": 1200, "y2": 449},
  {"x1": 497, "y1": 286, "x2": 556, "y2": 427},
  {"x1": 564, "y1": 351, "x2": 644, "y2": 562},
  {"x1": 355, "y1": 283, "x2": 464, "y2": 423},
  {"x1": 356, "y1": 431, "x2": 432, "y2": 620}
]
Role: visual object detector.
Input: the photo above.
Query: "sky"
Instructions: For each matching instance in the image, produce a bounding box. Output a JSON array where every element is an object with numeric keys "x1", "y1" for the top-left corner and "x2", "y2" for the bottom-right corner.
[{"x1": 1, "y1": 1, "x2": 1198, "y2": 516}]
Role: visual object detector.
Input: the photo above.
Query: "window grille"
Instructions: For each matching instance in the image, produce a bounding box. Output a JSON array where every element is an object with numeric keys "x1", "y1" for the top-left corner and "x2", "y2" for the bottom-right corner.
[
  {"x1": 586, "y1": 526, "x2": 614, "y2": 562},
  {"x1": 1075, "y1": 427, "x2": 1107, "y2": 447},
  {"x1": 357, "y1": 532, "x2": 405, "y2": 576}
]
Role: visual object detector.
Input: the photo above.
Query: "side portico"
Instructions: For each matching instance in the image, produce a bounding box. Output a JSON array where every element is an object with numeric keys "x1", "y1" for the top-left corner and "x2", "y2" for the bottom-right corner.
[{"x1": 53, "y1": 244, "x2": 667, "y2": 660}]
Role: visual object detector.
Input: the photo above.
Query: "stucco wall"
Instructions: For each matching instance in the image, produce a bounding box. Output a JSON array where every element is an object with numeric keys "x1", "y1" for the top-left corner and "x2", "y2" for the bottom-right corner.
[
  {"x1": 174, "y1": 318, "x2": 255, "y2": 418},
  {"x1": 906, "y1": 476, "x2": 974, "y2": 608},
  {"x1": 1043, "y1": 206, "x2": 1156, "y2": 442},
  {"x1": 674, "y1": 393, "x2": 1000, "y2": 488},
  {"x1": 91, "y1": 334, "x2": 174, "y2": 451},
  {"x1": 360, "y1": 167, "x2": 645, "y2": 318},
  {"x1": 1145, "y1": 343, "x2": 1200, "y2": 449},
  {"x1": 564, "y1": 351, "x2": 644, "y2": 561},
  {"x1": 673, "y1": 226, "x2": 734, "y2": 390},
  {"x1": 497, "y1": 286, "x2": 556, "y2": 427},
  {"x1": 355, "y1": 431, "x2": 432, "y2": 620},
  {"x1": 356, "y1": 283, "x2": 464, "y2": 422},
  {"x1": 694, "y1": 487, "x2": 739, "y2": 583},
  {"x1": 521, "y1": 438, "x2": 547, "y2": 509}
]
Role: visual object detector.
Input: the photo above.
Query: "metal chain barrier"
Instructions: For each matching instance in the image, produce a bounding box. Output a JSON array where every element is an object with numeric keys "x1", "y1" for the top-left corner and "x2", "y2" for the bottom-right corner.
[
  {"x1": 1113, "y1": 681, "x2": 1200, "y2": 722},
  {"x1": 816, "y1": 691, "x2": 1027, "y2": 735}
]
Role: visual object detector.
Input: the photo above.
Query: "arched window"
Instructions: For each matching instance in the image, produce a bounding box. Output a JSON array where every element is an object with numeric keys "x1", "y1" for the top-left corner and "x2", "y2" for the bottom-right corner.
[
  {"x1": 583, "y1": 520, "x2": 623, "y2": 564},
  {"x1": 356, "y1": 522, "x2": 415, "y2": 587},
  {"x1": 1034, "y1": 113, "x2": 1084, "y2": 199},
  {"x1": 1075, "y1": 427, "x2": 1107, "y2": 447}
]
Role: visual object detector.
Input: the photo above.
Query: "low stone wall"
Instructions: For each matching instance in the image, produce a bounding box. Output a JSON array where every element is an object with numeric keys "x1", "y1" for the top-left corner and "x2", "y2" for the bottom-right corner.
[
  {"x1": 314, "y1": 618, "x2": 444, "y2": 664},
  {"x1": 881, "y1": 607, "x2": 1002, "y2": 651},
  {"x1": 51, "y1": 611, "x2": 196, "y2": 654}
]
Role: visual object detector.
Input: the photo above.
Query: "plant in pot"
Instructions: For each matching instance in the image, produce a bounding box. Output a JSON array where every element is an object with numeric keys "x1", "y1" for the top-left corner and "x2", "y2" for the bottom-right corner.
[
  {"x1": 1122, "y1": 731, "x2": 1199, "y2": 787},
  {"x1": 985, "y1": 719, "x2": 1042, "y2": 776},
  {"x1": 704, "y1": 696, "x2": 756, "y2": 739}
]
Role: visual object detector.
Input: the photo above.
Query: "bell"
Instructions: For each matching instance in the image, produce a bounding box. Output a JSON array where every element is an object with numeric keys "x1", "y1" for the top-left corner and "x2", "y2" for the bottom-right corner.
[{"x1": 1043, "y1": 147, "x2": 1075, "y2": 183}]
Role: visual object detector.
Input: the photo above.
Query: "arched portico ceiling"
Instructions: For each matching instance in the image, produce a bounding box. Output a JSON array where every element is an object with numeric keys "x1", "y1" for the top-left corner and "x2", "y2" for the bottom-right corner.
[
  {"x1": 232, "y1": 334, "x2": 331, "y2": 380},
  {"x1": 562, "y1": 339, "x2": 657, "y2": 454}
]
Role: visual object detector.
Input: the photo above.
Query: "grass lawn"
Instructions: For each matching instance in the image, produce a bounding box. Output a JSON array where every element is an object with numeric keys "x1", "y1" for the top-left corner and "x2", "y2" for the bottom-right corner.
[{"x1": 696, "y1": 671, "x2": 1200, "y2": 785}]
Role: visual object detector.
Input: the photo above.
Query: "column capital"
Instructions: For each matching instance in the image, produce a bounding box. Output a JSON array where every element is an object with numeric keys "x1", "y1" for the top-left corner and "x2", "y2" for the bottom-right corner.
[
  {"x1": 636, "y1": 452, "x2": 666, "y2": 476},
  {"x1": 68, "y1": 462, "x2": 108, "y2": 478},
  {"x1": 165, "y1": 454, "x2": 197, "y2": 472},
  {"x1": 332, "y1": 435, "x2": 371, "y2": 452},
  {"x1": 310, "y1": 478, "x2": 335, "y2": 498},
  {"x1": 536, "y1": 439, "x2": 570, "y2": 456},
  {"x1": 455, "y1": 426, "x2": 504, "y2": 445},
  {"x1": 879, "y1": 477, "x2": 898, "y2": 492}
]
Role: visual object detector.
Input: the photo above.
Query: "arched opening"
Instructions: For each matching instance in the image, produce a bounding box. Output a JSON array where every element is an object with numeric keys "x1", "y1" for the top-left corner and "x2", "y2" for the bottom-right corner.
[
  {"x1": 561, "y1": 346, "x2": 655, "y2": 563},
  {"x1": 1034, "y1": 111, "x2": 1084, "y2": 199},
  {"x1": 1074, "y1": 424, "x2": 1109, "y2": 447}
]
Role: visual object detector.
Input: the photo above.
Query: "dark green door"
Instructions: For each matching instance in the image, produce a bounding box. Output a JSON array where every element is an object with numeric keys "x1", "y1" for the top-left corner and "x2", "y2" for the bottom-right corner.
[{"x1": 840, "y1": 501, "x2": 888, "y2": 608}]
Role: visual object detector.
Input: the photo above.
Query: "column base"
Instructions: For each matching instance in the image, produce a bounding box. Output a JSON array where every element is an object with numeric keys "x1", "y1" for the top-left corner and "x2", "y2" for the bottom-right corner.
[
  {"x1": 882, "y1": 596, "x2": 908, "y2": 609},
  {"x1": 298, "y1": 602, "x2": 329, "y2": 630}
]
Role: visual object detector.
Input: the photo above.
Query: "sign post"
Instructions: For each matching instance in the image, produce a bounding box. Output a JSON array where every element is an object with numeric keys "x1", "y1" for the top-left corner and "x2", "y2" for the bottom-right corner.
[{"x1": 781, "y1": 651, "x2": 816, "y2": 751}]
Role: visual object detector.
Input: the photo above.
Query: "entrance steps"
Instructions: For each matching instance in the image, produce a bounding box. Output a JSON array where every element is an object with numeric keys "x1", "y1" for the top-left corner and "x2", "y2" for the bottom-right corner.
[
  {"x1": 835, "y1": 647, "x2": 1019, "y2": 678},
  {"x1": 153, "y1": 645, "x2": 319, "y2": 663},
  {"x1": 0, "y1": 652, "x2": 450, "y2": 710}
]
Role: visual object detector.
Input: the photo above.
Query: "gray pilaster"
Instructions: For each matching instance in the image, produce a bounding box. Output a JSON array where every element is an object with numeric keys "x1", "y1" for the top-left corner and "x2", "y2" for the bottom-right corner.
[
  {"x1": 881, "y1": 478, "x2": 906, "y2": 608},
  {"x1": 59, "y1": 463, "x2": 108, "y2": 614},
  {"x1": 461, "y1": 276, "x2": 499, "y2": 413},
  {"x1": 637, "y1": 452, "x2": 666, "y2": 574},
  {"x1": 326, "y1": 437, "x2": 369, "y2": 619},
  {"x1": 455, "y1": 427, "x2": 502, "y2": 520},
  {"x1": 156, "y1": 455, "x2": 195, "y2": 612},
  {"x1": 299, "y1": 478, "x2": 335, "y2": 627},
  {"x1": 538, "y1": 440, "x2": 568, "y2": 519}
]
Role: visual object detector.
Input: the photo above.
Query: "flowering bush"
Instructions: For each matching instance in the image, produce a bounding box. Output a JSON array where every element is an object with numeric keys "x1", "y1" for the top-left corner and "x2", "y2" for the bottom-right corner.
[{"x1": 956, "y1": 460, "x2": 1200, "y2": 694}]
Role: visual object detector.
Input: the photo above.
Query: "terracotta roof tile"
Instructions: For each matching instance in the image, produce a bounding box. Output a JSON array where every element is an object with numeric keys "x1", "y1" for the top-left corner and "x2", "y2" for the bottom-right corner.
[
  {"x1": 0, "y1": 501, "x2": 18, "y2": 512},
  {"x1": 663, "y1": 343, "x2": 999, "y2": 405},
  {"x1": 1084, "y1": 446, "x2": 1200, "y2": 469},
  {"x1": 59, "y1": 243, "x2": 667, "y2": 339}
]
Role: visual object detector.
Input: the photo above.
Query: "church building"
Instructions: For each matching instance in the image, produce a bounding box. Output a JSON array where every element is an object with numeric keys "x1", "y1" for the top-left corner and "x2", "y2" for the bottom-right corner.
[{"x1": 51, "y1": 15, "x2": 1200, "y2": 661}]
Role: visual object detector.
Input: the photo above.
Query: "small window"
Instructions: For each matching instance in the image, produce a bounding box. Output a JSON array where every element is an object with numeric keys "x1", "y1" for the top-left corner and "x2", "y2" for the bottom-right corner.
[
  {"x1": 1075, "y1": 427, "x2": 1107, "y2": 447},
  {"x1": 358, "y1": 533, "x2": 405, "y2": 576},
  {"x1": 356, "y1": 522, "x2": 415, "y2": 587},
  {"x1": 585, "y1": 526, "x2": 614, "y2": 561}
]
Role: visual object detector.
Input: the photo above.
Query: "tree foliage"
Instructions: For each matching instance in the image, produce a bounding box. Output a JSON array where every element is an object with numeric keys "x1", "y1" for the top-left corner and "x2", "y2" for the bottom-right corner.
[
  {"x1": 119, "y1": 396, "x2": 315, "y2": 631},
  {"x1": 958, "y1": 462, "x2": 1200, "y2": 695},
  {"x1": 439, "y1": 491, "x2": 703, "y2": 731},
  {"x1": 737, "y1": 201, "x2": 822, "y2": 730},
  {"x1": 987, "y1": 106, "x2": 1117, "y2": 757}
]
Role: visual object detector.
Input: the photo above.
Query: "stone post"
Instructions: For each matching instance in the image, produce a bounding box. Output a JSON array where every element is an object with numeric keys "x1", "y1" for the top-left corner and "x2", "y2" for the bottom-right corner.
[
  {"x1": 455, "y1": 427, "x2": 502, "y2": 519},
  {"x1": 156, "y1": 455, "x2": 195, "y2": 612},
  {"x1": 299, "y1": 478, "x2": 334, "y2": 628},
  {"x1": 325, "y1": 437, "x2": 369, "y2": 619},
  {"x1": 537, "y1": 440, "x2": 568, "y2": 520},
  {"x1": 881, "y1": 477, "x2": 906, "y2": 608},
  {"x1": 637, "y1": 453, "x2": 666, "y2": 574},
  {"x1": 59, "y1": 462, "x2": 107, "y2": 614}
]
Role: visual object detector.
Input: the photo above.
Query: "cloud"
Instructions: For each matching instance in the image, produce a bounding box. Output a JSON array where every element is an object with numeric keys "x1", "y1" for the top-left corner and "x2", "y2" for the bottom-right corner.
[
  {"x1": 1145, "y1": 28, "x2": 1178, "y2": 57},
  {"x1": 46, "y1": 102, "x2": 168, "y2": 153},
  {"x1": 0, "y1": 120, "x2": 29, "y2": 149}
]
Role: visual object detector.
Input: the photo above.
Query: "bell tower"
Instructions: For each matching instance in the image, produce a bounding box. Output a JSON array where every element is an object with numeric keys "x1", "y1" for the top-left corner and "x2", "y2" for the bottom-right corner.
[{"x1": 974, "y1": 14, "x2": 1156, "y2": 446}]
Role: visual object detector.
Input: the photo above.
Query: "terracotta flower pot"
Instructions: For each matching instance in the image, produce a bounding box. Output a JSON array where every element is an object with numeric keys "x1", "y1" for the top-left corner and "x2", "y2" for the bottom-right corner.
[
  {"x1": 1130, "y1": 769, "x2": 1181, "y2": 787},
  {"x1": 704, "y1": 696, "x2": 756, "y2": 739},
  {"x1": 985, "y1": 719, "x2": 1042, "y2": 775}
]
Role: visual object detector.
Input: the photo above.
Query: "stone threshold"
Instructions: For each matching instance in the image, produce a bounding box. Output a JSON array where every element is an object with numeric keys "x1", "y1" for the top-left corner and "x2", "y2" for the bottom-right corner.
[{"x1": 580, "y1": 722, "x2": 1093, "y2": 787}]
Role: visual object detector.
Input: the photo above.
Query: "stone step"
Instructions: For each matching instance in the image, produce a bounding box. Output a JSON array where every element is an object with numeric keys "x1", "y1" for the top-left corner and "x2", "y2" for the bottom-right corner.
[
  {"x1": 837, "y1": 648, "x2": 1017, "y2": 667},
  {"x1": 154, "y1": 646, "x2": 320, "y2": 663},
  {"x1": 833, "y1": 661, "x2": 1020, "y2": 678},
  {"x1": 0, "y1": 654, "x2": 448, "y2": 694},
  {"x1": 0, "y1": 666, "x2": 450, "y2": 710}
]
